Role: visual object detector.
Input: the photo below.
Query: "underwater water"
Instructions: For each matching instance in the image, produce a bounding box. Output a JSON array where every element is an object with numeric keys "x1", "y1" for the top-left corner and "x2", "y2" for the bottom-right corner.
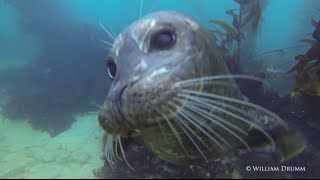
[{"x1": 0, "y1": 0, "x2": 320, "y2": 178}]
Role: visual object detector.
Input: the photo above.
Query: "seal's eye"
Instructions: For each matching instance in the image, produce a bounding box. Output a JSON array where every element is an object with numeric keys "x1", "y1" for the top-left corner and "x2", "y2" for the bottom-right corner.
[
  {"x1": 107, "y1": 60, "x2": 117, "y2": 80},
  {"x1": 150, "y1": 30, "x2": 176, "y2": 50}
]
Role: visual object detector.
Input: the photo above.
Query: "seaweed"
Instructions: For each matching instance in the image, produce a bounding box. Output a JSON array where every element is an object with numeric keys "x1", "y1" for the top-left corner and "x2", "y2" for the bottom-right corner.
[
  {"x1": 288, "y1": 16, "x2": 320, "y2": 97},
  {"x1": 209, "y1": 0, "x2": 268, "y2": 74}
]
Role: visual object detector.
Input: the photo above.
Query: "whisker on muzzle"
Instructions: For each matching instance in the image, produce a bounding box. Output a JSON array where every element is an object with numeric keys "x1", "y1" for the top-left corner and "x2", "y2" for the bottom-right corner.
[
  {"x1": 159, "y1": 111, "x2": 190, "y2": 156},
  {"x1": 104, "y1": 134, "x2": 135, "y2": 170},
  {"x1": 99, "y1": 39, "x2": 113, "y2": 47},
  {"x1": 166, "y1": 106, "x2": 211, "y2": 160},
  {"x1": 90, "y1": 102, "x2": 104, "y2": 110},
  {"x1": 181, "y1": 89, "x2": 288, "y2": 130},
  {"x1": 174, "y1": 74, "x2": 269, "y2": 88},
  {"x1": 104, "y1": 134, "x2": 117, "y2": 168},
  {"x1": 99, "y1": 20, "x2": 116, "y2": 41},
  {"x1": 173, "y1": 97, "x2": 251, "y2": 151},
  {"x1": 155, "y1": 116, "x2": 167, "y2": 140},
  {"x1": 177, "y1": 80, "x2": 239, "y2": 89},
  {"x1": 169, "y1": 102, "x2": 228, "y2": 150},
  {"x1": 117, "y1": 135, "x2": 135, "y2": 171},
  {"x1": 177, "y1": 92, "x2": 277, "y2": 151}
]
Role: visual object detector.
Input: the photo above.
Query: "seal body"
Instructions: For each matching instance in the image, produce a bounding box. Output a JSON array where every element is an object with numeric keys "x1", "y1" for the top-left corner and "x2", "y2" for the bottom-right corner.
[{"x1": 98, "y1": 11, "x2": 305, "y2": 165}]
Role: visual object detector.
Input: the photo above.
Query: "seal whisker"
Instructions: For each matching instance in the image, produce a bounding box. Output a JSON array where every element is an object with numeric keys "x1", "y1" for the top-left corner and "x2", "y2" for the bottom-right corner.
[
  {"x1": 174, "y1": 74, "x2": 268, "y2": 87},
  {"x1": 90, "y1": 102, "x2": 103, "y2": 109},
  {"x1": 181, "y1": 98, "x2": 249, "y2": 136},
  {"x1": 160, "y1": 111, "x2": 190, "y2": 156},
  {"x1": 185, "y1": 94, "x2": 263, "y2": 130},
  {"x1": 115, "y1": 137, "x2": 120, "y2": 159},
  {"x1": 175, "y1": 98, "x2": 251, "y2": 151},
  {"x1": 139, "y1": 0, "x2": 144, "y2": 18},
  {"x1": 177, "y1": 93, "x2": 276, "y2": 151},
  {"x1": 105, "y1": 135, "x2": 113, "y2": 166},
  {"x1": 155, "y1": 117, "x2": 167, "y2": 140},
  {"x1": 105, "y1": 134, "x2": 116, "y2": 168},
  {"x1": 99, "y1": 39, "x2": 113, "y2": 47},
  {"x1": 99, "y1": 20, "x2": 116, "y2": 41},
  {"x1": 169, "y1": 102, "x2": 227, "y2": 150},
  {"x1": 117, "y1": 135, "x2": 135, "y2": 171},
  {"x1": 166, "y1": 105, "x2": 211, "y2": 150},
  {"x1": 178, "y1": 80, "x2": 239, "y2": 89},
  {"x1": 170, "y1": 108, "x2": 209, "y2": 162},
  {"x1": 108, "y1": 26, "x2": 117, "y2": 39},
  {"x1": 181, "y1": 89, "x2": 288, "y2": 130}
]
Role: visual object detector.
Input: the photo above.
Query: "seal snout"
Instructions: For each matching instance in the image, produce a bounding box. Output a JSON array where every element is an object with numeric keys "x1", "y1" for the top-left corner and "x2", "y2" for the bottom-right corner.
[
  {"x1": 98, "y1": 109, "x2": 110, "y2": 131},
  {"x1": 98, "y1": 108, "x2": 132, "y2": 137}
]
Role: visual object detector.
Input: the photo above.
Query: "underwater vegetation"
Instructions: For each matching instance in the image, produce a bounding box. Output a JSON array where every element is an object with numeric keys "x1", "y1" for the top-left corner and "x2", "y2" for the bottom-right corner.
[
  {"x1": 289, "y1": 17, "x2": 320, "y2": 97},
  {"x1": 0, "y1": 0, "x2": 108, "y2": 136},
  {"x1": 214, "y1": 0, "x2": 320, "y2": 149},
  {"x1": 210, "y1": 0, "x2": 268, "y2": 74}
]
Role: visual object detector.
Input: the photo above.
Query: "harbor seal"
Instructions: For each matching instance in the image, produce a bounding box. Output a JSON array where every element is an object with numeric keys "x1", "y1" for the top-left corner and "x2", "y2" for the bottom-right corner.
[{"x1": 98, "y1": 11, "x2": 305, "y2": 167}]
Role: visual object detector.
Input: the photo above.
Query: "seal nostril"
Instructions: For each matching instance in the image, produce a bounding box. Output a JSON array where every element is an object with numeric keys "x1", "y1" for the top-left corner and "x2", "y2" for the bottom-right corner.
[
  {"x1": 119, "y1": 85, "x2": 127, "y2": 96},
  {"x1": 118, "y1": 85, "x2": 127, "y2": 106}
]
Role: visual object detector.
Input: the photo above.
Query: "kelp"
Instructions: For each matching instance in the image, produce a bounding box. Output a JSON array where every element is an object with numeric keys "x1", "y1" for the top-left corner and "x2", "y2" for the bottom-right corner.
[
  {"x1": 236, "y1": 0, "x2": 268, "y2": 72},
  {"x1": 289, "y1": 16, "x2": 320, "y2": 97},
  {"x1": 291, "y1": 62, "x2": 320, "y2": 97},
  {"x1": 209, "y1": 0, "x2": 268, "y2": 74},
  {"x1": 210, "y1": 20, "x2": 238, "y2": 37},
  {"x1": 226, "y1": 9, "x2": 240, "y2": 30},
  {"x1": 234, "y1": 0, "x2": 269, "y2": 32}
]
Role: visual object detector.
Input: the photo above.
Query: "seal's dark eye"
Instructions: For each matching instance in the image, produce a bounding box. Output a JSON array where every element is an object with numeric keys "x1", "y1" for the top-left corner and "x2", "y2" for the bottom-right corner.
[
  {"x1": 107, "y1": 61, "x2": 117, "y2": 80},
  {"x1": 151, "y1": 30, "x2": 176, "y2": 50}
]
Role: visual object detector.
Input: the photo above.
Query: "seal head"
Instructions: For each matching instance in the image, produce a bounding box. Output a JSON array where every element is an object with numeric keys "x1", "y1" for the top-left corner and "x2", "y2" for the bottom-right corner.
[
  {"x1": 99, "y1": 11, "x2": 229, "y2": 137},
  {"x1": 98, "y1": 11, "x2": 305, "y2": 165}
]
